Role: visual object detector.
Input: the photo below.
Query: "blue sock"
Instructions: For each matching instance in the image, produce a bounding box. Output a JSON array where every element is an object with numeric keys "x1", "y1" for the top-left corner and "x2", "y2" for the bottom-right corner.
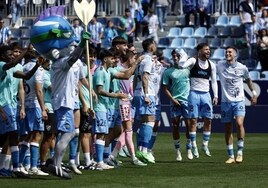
[
  {"x1": 19, "y1": 142, "x2": 28, "y2": 164},
  {"x1": 23, "y1": 148, "x2": 31, "y2": 167},
  {"x1": 140, "y1": 123, "x2": 153, "y2": 148},
  {"x1": 95, "y1": 139, "x2": 105, "y2": 163},
  {"x1": 148, "y1": 132, "x2": 157, "y2": 150},
  {"x1": 189, "y1": 132, "x2": 197, "y2": 147},
  {"x1": 227, "y1": 144, "x2": 234, "y2": 158},
  {"x1": 186, "y1": 139, "x2": 192, "y2": 150},
  {"x1": 237, "y1": 139, "x2": 244, "y2": 155},
  {"x1": 30, "y1": 143, "x2": 39, "y2": 168},
  {"x1": 174, "y1": 139, "x2": 180, "y2": 150},
  {"x1": 103, "y1": 146, "x2": 110, "y2": 160},
  {"x1": 10, "y1": 146, "x2": 19, "y2": 169},
  {"x1": 69, "y1": 135, "x2": 78, "y2": 162}
]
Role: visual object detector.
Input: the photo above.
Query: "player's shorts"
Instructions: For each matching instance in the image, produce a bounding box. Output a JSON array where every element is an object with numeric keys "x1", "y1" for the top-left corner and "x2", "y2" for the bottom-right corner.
[
  {"x1": 221, "y1": 101, "x2": 246, "y2": 123},
  {"x1": 155, "y1": 104, "x2": 161, "y2": 121},
  {"x1": 170, "y1": 101, "x2": 189, "y2": 119},
  {"x1": 0, "y1": 105, "x2": 17, "y2": 134},
  {"x1": 133, "y1": 95, "x2": 156, "y2": 117},
  {"x1": 80, "y1": 112, "x2": 94, "y2": 133},
  {"x1": 119, "y1": 100, "x2": 132, "y2": 122},
  {"x1": 130, "y1": 102, "x2": 137, "y2": 120},
  {"x1": 17, "y1": 113, "x2": 28, "y2": 136},
  {"x1": 93, "y1": 111, "x2": 108, "y2": 134},
  {"x1": 25, "y1": 107, "x2": 44, "y2": 132},
  {"x1": 107, "y1": 109, "x2": 122, "y2": 128},
  {"x1": 74, "y1": 101, "x2": 80, "y2": 110},
  {"x1": 188, "y1": 90, "x2": 213, "y2": 119},
  {"x1": 44, "y1": 113, "x2": 57, "y2": 134},
  {"x1": 54, "y1": 107, "x2": 75, "y2": 133}
]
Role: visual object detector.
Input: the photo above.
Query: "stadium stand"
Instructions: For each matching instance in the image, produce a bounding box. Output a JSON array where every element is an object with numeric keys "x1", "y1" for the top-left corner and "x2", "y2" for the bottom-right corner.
[
  {"x1": 249, "y1": 71, "x2": 261, "y2": 80},
  {"x1": 209, "y1": 38, "x2": 222, "y2": 49},
  {"x1": 180, "y1": 27, "x2": 194, "y2": 38},
  {"x1": 183, "y1": 38, "x2": 197, "y2": 50},
  {"x1": 193, "y1": 27, "x2": 207, "y2": 39},
  {"x1": 215, "y1": 15, "x2": 229, "y2": 27},
  {"x1": 167, "y1": 27, "x2": 181, "y2": 38},
  {"x1": 169, "y1": 38, "x2": 184, "y2": 49},
  {"x1": 210, "y1": 48, "x2": 225, "y2": 62}
]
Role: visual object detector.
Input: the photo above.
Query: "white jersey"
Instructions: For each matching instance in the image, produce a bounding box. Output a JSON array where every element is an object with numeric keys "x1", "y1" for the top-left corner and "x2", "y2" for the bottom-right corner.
[
  {"x1": 51, "y1": 57, "x2": 85, "y2": 111},
  {"x1": 153, "y1": 61, "x2": 165, "y2": 104},
  {"x1": 180, "y1": 57, "x2": 218, "y2": 98},
  {"x1": 216, "y1": 60, "x2": 249, "y2": 102},
  {"x1": 134, "y1": 53, "x2": 156, "y2": 96},
  {"x1": 23, "y1": 61, "x2": 44, "y2": 108}
]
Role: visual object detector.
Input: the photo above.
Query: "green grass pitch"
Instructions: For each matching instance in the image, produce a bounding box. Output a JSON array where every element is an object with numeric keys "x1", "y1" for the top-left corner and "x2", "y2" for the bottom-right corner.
[{"x1": 1, "y1": 133, "x2": 268, "y2": 188}]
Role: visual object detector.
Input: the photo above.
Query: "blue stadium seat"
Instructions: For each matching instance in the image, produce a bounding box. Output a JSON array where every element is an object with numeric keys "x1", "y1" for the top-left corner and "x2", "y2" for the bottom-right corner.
[
  {"x1": 163, "y1": 48, "x2": 172, "y2": 59},
  {"x1": 209, "y1": 38, "x2": 222, "y2": 49},
  {"x1": 205, "y1": 26, "x2": 218, "y2": 38},
  {"x1": 169, "y1": 38, "x2": 184, "y2": 49},
  {"x1": 210, "y1": 48, "x2": 225, "y2": 62},
  {"x1": 167, "y1": 27, "x2": 181, "y2": 38},
  {"x1": 180, "y1": 27, "x2": 194, "y2": 38},
  {"x1": 261, "y1": 71, "x2": 268, "y2": 80},
  {"x1": 187, "y1": 49, "x2": 197, "y2": 57},
  {"x1": 158, "y1": 37, "x2": 170, "y2": 49},
  {"x1": 183, "y1": 38, "x2": 197, "y2": 49},
  {"x1": 249, "y1": 71, "x2": 261, "y2": 80},
  {"x1": 237, "y1": 49, "x2": 250, "y2": 61},
  {"x1": 33, "y1": 0, "x2": 42, "y2": 5},
  {"x1": 231, "y1": 26, "x2": 245, "y2": 38},
  {"x1": 229, "y1": 15, "x2": 241, "y2": 27},
  {"x1": 215, "y1": 15, "x2": 229, "y2": 27},
  {"x1": 218, "y1": 27, "x2": 232, "y2": 38},
  {"x1": 222, "y1": 38, "x2": 235, "y2": 48},
  {"x1": 198, "y1": 38, "x2": 208, "y2": 44},
  {"x1": 20, "y1": 18, "x2": 34, "y2": 29},
  {"x1": 241, "y1": 58, "x2": 258, "y2": 71},
  {"x1": 20, "y1": 29, "x2": 31, "y2": 40},
  {"x1": 10, "y1": 28, "x2": 22, "y2": 40},
  {"x1": 193, "y1": 27, "x2": 207, "y2": 38}
]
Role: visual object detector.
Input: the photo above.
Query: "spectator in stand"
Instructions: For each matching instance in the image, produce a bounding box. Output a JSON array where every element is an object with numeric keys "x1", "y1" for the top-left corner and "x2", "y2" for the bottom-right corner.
[
  {"x1": 257, "y1": 9, "x2": 268, "y2": 29},
  {"x1": 214, "y1": 0, "x2": 227, "y2": 16},
  {"x1": 0, "y1": 17, "x2": 12, "y2": 46},
  {"x1": 87, "y1": 14, "x2": 104, "y2": 57},
  {"x1": 239, "y1": 0, "x2": 255, "y2": 44},
  {"x1": 142, "y1": 0, "x2": 151, "y2": 16},
  {"x1": 248, "y1": 14, "x2": 261, "y2": 59},
  {"x1": 103, "y1": 20, "x2": 119, "y2": 49},
  {"x1": 197, "y1": 0, "x2": 212, "y2": 29},
  {"x1": 129, "y1": 0, "x2": 143, "y2": 41},
  {"x1": 156, "y1": 0, "x2": 169, "y2": 32},
  {"x1": 72, "y1": 18, "x2": 84, "y2": 42},
  {"x1": 141, "y1": 8, "x2": 159, "y2": 43},
  {"x1": 257, "y1": 28, "x2": 268, "y2": 71},
  {"x1": 118, "y1": 8, "x2": 136, "y2": 44},
  {"x1": 182, "y1": 0, "x2": 198, "y2": 27},
  {"x1": 168, "y1": 0, "x2": 178, "y2": 16},
  {"x1": 10, "y1": 0, "x2": 24, "y2": 27}
]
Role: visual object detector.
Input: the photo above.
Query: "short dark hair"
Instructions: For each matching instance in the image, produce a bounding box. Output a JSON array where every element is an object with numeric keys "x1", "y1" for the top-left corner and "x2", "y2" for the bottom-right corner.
[
  {"x1": 226, "y1": 46, "x2": 237, "y2": 52},
  {"x1": 122, "y1": 49, "x2": 135, "y2": 63},
  {"x1": 142, "y1": 38, "x2": 154, "y2": 52},
  {"x1": 99, "y1": 48, "x2": 114, "y2": 60},
  {"x1": 196, "y1": 43, "x2": 209, "y2": 51},
  {"x1": 112, "y1": 36, "x2": 127, "y2": 47}
]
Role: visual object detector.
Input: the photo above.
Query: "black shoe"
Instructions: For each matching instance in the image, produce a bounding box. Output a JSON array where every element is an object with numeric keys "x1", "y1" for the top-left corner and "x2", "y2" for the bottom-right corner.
[
  {"x1": 13, "y1": 171, "x2": 31, "y2": 179},
  {"x1": 47, "y1": 164, "x2": 72, "y2": 179},
  {"x1": 40, "y1": 165, "x2": 49, "y2": 173},
  {"x1": 78, "y1": 164, "x2": 95, "y2": 170}
]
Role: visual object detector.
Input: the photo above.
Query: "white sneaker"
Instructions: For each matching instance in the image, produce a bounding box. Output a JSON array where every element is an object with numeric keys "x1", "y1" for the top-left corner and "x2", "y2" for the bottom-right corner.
[
  {"x1": 95, "y1": 163, "x2": 114, "y2": 171},
  {"x1": 69, "y1": 163, "x2": 82, "y2": 175},
  {"x1": 28, "y1": 168, "x2": 49, "y2": 176},
  {"x1": 19, "y1": 166, "x2": 29, "y2": 175},
  {"x1": 187, "y1": 149, "x2": 193, "y2": 160},
  {"x1": 202, "y1": 145, "x2": 211, "y2": 157},
  {"x1": 176, "y1": 150, "x2": 182, "y2": 161},
  {"x1": 147, "y1": 152, "x2": 155, "y2": 161},
  {"x1": 192, "y1": 147, "x2": 199, "y2": 158},
  {"x1": 132, "y1": 158, "x2": 147, "y2": 166}
]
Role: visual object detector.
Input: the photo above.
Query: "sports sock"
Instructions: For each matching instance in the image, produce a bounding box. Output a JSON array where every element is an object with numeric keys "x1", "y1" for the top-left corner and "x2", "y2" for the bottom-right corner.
[
  {"x1": 227, "y1": 144, "x2": 234, "y2": 158},
  {"x1": 30, "y1": 142, "x2": 39, "y2": 169},
  {"x1": 148, "y1": 132, "x2": 157, "y2": 151},
  {"x1": 69, "y1": 129, "x2": 79, "y2": 164},
  {"x1": 10, "y1": 146, "x2": 19, "y2": 171},
  {"x1": 237, "y1": 139, "x2": 244, "y2": 156},
  {"x1": 174, "y1": 139, "x2": 180, "y2": 150},
  {"x1": 83, "y1": 152, "x2": 91, "y2": 166},
  {"x1": 23, "y1": 148, "x2": 31, "y2": 168},
  {"x1": 125, "y1": 130, "x2": 135, "y2": 159},
  {"x1": 54, "y1": 132, "x2": 75, "y2": 167},
  {"x1": 75, "y1": 152, "x2": 80, "y2": 166},
  {"x1": 103, "y1": 147, "x2": 110, "y2": 160},
  {"x1": 19, "y1": 141, "x2": 29, "y2": 166},
  {"x1": 95, "y1": 139, "x2": 105, "y2": 163},
  {"x1": 189, "y1": 132, "x2": 197, "y2": 148},
  {"x1": 186, "y1": 139, "x2": 192, "y2": 150},
  {"x1": 203, "y1": 131, "x2": 211, "y2": 147},
  {"x1": 139, "y1": 122, "x2": 154, "y2": 149}
]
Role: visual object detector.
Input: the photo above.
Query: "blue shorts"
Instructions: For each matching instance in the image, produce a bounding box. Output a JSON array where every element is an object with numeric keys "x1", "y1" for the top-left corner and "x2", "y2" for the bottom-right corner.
[
  {"x1": 25, "y1": 107, "x2": 44, "y2": 132},
  {"x1": 155, "y1": 104, "x2": 161, "y2": 121},
  {"x1": 74, "y1": 101, "x2": 80, "y2": 110},
  {"x1": 170, "y1": 101, "x2": 189, "y2": 119},
  {"x1": 107, "y1": 109, "x2": 122, "y2": 128},
  {"x1": 188, "y1": 91, "x2": 213, "y2": 119},
  {"x1": 55, "y1": 107, "x2": 75, "y2": 133},
  {"x1": 0, "y1": 105, "x2": 17, "y2": 134},
  {"x1": 93, "y1": 111, "x2": 108, "y2": 134},
  {"x1": 131, "y1": 104, "x2": 137, "y2": 120},
  {"x1": 221, "y1": 101, "x2": 246, "y2": 123},
  {"x1": 133, "y1": 95, "x2": 156, "y2": 117}
]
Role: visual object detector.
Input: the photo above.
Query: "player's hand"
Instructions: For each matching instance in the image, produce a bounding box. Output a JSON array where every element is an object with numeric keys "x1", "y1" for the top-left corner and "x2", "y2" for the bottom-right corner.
[
  {"x1": 135, "y1": 55, "x2": 145, "y2": 65},
  {"x1": 172, "y1": 98, "x2": 181, "y2": 106},
  {"x1": 213, "y1": 97, "x2": 218, "y2": 105},
  {"x1": 92, "y1": 90, "x2": 98, "y2": 104},
  {"x1": 144, "y1": 96, "x2": 151, "y2": 105},
  {"x1": 36, "y1": 56, "x2": 45, "y2": 66},
  {"x1": 0, "y1": 109, "x2": 7, "y2": 121},
  {"x1": 82, "y1": 105, "x2": 89, "y2": 115},
  {"x1": 42, "y1": 110, "x2": 48, "y2": 121},
  {"x1": 117, "y1": 93, "x2": 128, "y2": 99},
  {"x1": 20, "y1": 108, "x2": 26, "y2": 119},
  {"x1": 79, "y1": 32, "x2": 91, "y2": 47},
  {"x1": 88, "y1": 108, "x2": 95, "y2": 119},
  {"x1": 251, "y1": 95, "x2": 257, "y2": 105}
]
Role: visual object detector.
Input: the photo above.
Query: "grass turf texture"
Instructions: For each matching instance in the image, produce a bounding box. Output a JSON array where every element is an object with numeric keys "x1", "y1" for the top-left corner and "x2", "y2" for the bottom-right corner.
[{"x1": 1, "y1": 133, "x2": 268, "y2": 188}]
